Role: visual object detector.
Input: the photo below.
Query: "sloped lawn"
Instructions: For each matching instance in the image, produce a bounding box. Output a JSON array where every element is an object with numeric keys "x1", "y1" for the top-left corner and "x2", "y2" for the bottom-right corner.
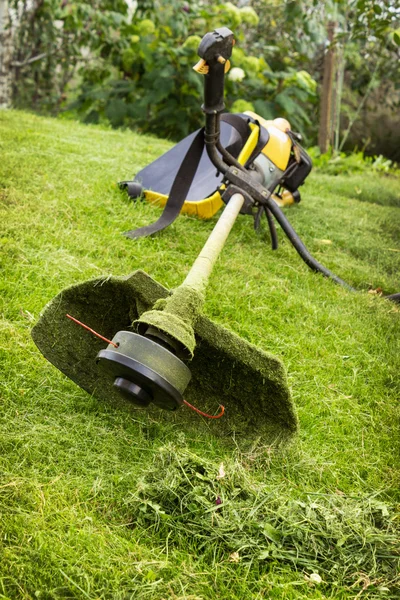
[{"x1": 1, "y1": 110, "x2": 399, "y2": 599}]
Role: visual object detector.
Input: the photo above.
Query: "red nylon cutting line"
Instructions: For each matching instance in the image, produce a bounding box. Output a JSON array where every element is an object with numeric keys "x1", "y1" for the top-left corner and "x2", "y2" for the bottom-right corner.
[
  {"x1": 66, "y1": 314, "x2": 224, "y2": 418},
  {"x1": 183, "y1": 399, "x2": 225, "y2": 419},
  {"x1": 66, "y1": 314, "x2": 118, "y2": 348}
]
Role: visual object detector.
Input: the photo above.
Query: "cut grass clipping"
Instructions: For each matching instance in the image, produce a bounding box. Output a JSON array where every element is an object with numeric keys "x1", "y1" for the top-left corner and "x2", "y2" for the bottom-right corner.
[
  {"x1": 1, "y1": 110, "x2": 400, "y2": 599},
  {"x1": 127, "y1": 442, "x2": 400, "y2": 591}
]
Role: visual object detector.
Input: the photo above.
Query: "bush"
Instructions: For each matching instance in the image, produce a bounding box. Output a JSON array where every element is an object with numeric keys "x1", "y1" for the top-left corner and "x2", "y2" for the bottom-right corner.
[
  {"x1": 308, "y1": 147, "x2": 398, "y2": 176},
  {"x1": 69, "y1": 2, "x2": 317, "y2": 140},
  {"x1": 10, "y1": 1, "x2": 318, "y2": 141}
]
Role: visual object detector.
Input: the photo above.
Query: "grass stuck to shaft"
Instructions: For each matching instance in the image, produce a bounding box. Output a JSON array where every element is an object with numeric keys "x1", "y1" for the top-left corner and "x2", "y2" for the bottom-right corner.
[{"x1": 1, "y1": 110, "x2": 400, "y2": 599}]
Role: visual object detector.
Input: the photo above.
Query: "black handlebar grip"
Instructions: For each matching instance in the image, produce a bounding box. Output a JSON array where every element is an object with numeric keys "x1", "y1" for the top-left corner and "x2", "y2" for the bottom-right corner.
[{"x1": 198, "y1": 27, "x2": 234, "y2": 114}]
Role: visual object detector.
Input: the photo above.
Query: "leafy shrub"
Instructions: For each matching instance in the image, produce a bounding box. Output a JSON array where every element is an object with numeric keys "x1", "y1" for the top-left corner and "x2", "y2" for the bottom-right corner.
[
  {"x1": 308, "y1": 147, "x2": 398, "y2": 176},
  {"x1": 69, "y1": 1, "x2": 317, "y2": 140},
  {"x1": 10, "y1": 0, "x2": 130, "y2": 112},
  {"x1": 10, "y1": 0, "x2": 318, "y2": 140}
]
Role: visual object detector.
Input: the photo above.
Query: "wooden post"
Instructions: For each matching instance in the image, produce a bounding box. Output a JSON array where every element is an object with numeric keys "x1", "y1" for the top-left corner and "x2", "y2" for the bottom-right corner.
[{"x1": 318, "y1": 21, "x2": 337, "y2": 154}]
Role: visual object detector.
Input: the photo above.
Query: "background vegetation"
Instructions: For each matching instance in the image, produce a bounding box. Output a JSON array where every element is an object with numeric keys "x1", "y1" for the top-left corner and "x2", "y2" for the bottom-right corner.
[{"x1": 5, "y1": 0, "x2": 400, "y2": 158}]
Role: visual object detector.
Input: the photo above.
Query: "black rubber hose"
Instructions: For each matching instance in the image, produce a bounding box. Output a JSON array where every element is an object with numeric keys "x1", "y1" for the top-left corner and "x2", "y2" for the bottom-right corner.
[
  {"x1": 204, "y1": 113, "x2": 229, "y2": 175},
  {"x1": 206, "y1": 113, "x2": 353, "y2": 290},
  {"x1": 265, "y1": 197, "x2": 356, "y2": 291},
  {"x1": 215, "y1": 115, "x2": 246, "y2": 171},
  {"x1": 264, "y1": 197, "x2": 400, "y2": 302},
  {"x1": 254, "y1": 206, "x2": 263, "y2": 231},
  {"x1": 264, "y1": 206, "x2": 279, "y2": 250},
  {"x1": 205, "y1": 113, "x2": 400, "y2": 302},
  {"x1": 386, "y1": 292, "x2": 400, "y2": 304},
  {"x1": 253, "y1": 206, "x2": 278, "y2": 250},
  {"x1": 216, "y1": 139, "x2": 247, "y2": 171}
]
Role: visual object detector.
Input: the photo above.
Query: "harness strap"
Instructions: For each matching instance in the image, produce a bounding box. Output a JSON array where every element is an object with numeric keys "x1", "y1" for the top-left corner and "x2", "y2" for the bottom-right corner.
[
  {"x1": 246, "y1": 120, "x2": 269, "y2": 167},
  {"x1": 218, "y1": 112, "x2": 250, "y2": 144},
  {"x1": 124, "y1": 128, "x2": 205, "y2": 239},
  {"x1": 124, "y1": 114, "x2": 265, "y2": 239}
]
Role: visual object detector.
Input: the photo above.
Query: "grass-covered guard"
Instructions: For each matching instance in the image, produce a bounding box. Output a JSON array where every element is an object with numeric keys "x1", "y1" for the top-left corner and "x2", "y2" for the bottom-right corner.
[{"x1": 1, "y1": 110, "x2": 399, "y2": 599}]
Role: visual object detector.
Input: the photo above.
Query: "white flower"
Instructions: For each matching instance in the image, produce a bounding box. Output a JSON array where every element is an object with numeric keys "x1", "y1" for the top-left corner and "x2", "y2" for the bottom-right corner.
[
  {"x1": 309, "y1": 573, "x2": 322, "y2": 584},
  {"x1": 216, "y1": 463, "x2": 226, "y2": 479},
  {"x1": 228, "y1": 67, "x2": 246, "y2": 82}
]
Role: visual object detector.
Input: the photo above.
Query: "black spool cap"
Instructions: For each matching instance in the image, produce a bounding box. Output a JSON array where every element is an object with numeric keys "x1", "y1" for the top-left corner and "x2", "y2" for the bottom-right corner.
[
  {"x1": 97, "y1": 345, "x2": 187, "y2": 412},
  {"x1": 96, "y1": 331, "x2": 191, "y2": 411},
  {"x1": 113, "y1": 377, "x2": 152, "y2": 407}
]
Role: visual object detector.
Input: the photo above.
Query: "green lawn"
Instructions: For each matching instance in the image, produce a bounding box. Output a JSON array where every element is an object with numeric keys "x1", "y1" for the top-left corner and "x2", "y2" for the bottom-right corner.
[{"x1": 0, "y1": 110, "x2": 399, "y2": 599}]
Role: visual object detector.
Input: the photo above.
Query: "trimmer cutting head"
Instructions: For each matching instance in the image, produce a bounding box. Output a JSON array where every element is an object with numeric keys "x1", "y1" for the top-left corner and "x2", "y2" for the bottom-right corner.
[
  {"x1": 96, "y1": 331, "x2": 191, "y2": 411},
  {"x1": 32, "y1": 270, "x2": 298, "y2": 442}
]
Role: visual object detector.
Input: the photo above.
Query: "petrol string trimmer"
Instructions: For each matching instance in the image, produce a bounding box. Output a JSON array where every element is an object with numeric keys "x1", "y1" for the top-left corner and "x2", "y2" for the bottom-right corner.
[
  {"x1": 32, "y1": 29, "x2": 304, "y2": 442},
  {"x1": 30, "y1": 28, "x2": 395, "y2": 444}
]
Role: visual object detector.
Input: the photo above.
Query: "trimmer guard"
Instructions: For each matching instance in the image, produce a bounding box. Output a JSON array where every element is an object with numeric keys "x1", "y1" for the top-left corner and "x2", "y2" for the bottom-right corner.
[{"x1": 32, "y1": 271, "x2": 298, "y2": 442}]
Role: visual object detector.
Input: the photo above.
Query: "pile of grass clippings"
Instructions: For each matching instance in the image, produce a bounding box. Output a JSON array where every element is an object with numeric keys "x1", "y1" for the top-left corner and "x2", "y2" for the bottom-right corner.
[{"x1": 125, "y1": 442, "x2": 400, "y2": 596}]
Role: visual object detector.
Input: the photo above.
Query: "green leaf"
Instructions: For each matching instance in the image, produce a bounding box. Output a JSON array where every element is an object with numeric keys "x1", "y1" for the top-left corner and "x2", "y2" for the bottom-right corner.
[
  {"x1": 144, "y1": 569, "x2": 157, "y2": 582},
  {"x1": 105, "y1": 98, "x2": 127, "y2": 127},
  {"x1": 253, "y1": 100, "x2": 275, "y2": 120},
  {"x1": 274, "y1": 91, "x2": 298, "y2": 114},
  {"x1": 262, "y1": 523, "x2": 282, "y2": 543}
]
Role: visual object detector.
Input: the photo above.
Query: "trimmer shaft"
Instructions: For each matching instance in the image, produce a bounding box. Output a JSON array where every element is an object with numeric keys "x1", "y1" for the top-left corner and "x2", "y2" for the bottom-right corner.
[{"x1": 96, "y1": 331, "x2": 191, "y2": 411}]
